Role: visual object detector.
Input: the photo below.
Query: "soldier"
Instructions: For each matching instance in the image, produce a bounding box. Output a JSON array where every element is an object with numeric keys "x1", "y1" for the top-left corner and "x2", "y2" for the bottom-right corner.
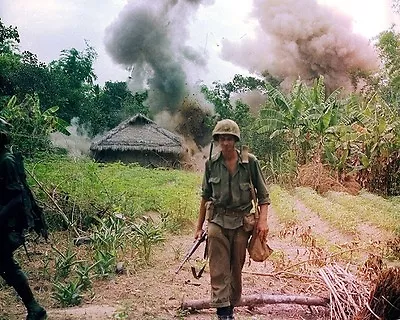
[
  {"x1": 195, "y1": 119, "x2": 270, "y2": 320},
  {"x1": 0, "y1": 130, "x2": 47, "y2": 320}
]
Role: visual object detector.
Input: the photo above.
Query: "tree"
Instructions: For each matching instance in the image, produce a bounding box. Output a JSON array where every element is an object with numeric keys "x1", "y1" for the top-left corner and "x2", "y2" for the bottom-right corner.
[
  {"x1": 79, "y1": 81, "x2": 149, "y2": 136},
  {"x1": 48, "y1": 43, "x2": 98, "y2": 122},
  {"x1": 0, "y1": 18, "x2": 19, "y2": 54},
  {"x1": 200, "y1": 74, "x2": 269, "y2": 144},
  {"x1": 375, "y1": 29, "x2": 400, "y2": 110}
]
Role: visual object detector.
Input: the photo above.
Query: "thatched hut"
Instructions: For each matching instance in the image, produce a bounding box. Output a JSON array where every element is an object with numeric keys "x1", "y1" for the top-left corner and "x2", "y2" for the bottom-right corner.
[{"x1": 90, "y1": 114, "x2": 183, "y2": 168}]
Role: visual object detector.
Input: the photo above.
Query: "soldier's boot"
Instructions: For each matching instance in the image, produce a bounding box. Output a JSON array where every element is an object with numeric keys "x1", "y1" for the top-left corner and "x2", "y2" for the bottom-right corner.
[
  {"x1": 25, "y1": 301, "x2": 47, "y2": 320},
  {"x1": 217, "y1": 306, "x2": 234, "y2": 320},
  {"x1": 11, "y1": 272, "x2": 47, "y2": 320}
]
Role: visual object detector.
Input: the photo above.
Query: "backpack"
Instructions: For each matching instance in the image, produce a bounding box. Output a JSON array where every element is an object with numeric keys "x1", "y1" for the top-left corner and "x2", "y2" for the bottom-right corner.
[{"x1": 11, "y1": 150, "x2": 49, "y2": 241}]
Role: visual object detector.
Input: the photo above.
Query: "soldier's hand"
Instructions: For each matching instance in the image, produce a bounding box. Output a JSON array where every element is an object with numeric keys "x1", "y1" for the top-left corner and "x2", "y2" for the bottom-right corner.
[
  {"x1": 257, "y1": 219, "x2": 269, "y2": 242},
  {"x1": 194, "y1": 229, "x2": 204, "y2": 240}
]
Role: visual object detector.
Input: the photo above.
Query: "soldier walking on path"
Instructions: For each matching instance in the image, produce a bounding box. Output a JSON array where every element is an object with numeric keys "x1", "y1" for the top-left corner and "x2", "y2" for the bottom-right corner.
[
  {"x1": 195, "y1": 119, "x2": 270, "y2": 320},
  {"x1": 0, "y1": 129, "x2": 47, "y2": 320}
]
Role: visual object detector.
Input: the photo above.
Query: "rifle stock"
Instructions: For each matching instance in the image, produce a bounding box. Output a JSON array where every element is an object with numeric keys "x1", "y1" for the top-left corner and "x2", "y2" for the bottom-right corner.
[{"x1": 175, "y1": 230, "x2": 207, "y2": 274}]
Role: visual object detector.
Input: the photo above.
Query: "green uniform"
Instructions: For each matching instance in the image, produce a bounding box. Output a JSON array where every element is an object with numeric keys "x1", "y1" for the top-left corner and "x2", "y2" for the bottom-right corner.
[
  {"x1": 201, "y1": 150, "x2": 270, "y2": 308},
  {"x1": 0, "y1": 149, "x2": 25, "y2": 251},
  {"x1": 0, "y1": 149, "x2": 47, "y2": 320}
]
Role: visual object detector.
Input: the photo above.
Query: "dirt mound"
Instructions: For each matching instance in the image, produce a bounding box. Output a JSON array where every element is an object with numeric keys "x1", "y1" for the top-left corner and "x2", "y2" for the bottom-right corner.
[{"x1": 297, "y1": 162, "x2": 361, "y2": 195}]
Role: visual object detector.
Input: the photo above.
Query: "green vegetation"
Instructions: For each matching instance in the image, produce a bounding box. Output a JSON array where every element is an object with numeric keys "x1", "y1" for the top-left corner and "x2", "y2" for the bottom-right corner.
[
  {"x1": 294, "y1": 187, "x2": 359, "y2": 234},
  {"x1": 1, "y1": 17, "x2": 399, "y2": 195},
  {"x1": 325, "y1": 190, "x2": 400, "y2": 235},
  {"x1": 27, "y1": 157, "x2": 202, "y2": 232},
  {"x1": 0, "y1": 15, "x2": 399, "y2": 314},
  {"x1": 268, "y1": 184, "x2": 300, "y2": 225}
]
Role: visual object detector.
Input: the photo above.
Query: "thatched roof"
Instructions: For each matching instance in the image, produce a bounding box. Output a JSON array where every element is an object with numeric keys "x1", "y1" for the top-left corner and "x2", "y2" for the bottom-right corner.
[{"x1": 90, "y1": 114, "x2": 183, "y2": 154}]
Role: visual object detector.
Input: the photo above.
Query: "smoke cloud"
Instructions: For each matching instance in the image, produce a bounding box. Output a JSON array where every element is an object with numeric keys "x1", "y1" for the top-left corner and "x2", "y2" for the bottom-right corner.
[
  {"x1": 221, "y1": 0, "x2": 379, "y2": 91},
  {"x1": 51, "y1": 118, "x2": 91, "y2": 158},
  {"x1": 104, "y1": 0, "x2": 214, "y2": 114}
]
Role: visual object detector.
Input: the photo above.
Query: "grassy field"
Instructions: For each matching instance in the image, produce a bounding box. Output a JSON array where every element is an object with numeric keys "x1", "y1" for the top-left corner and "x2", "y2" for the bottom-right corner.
[{"x1": 0, "y1": 156, "x2": 398, "y2": 319}]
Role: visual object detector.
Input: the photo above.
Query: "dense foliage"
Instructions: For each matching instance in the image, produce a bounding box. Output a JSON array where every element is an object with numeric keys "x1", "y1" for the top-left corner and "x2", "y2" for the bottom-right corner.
[
  {"x1": 0, "y1": 18, "x2": 399, "y2": 195},
  {"x1": 0, "y1": 18, "x2": 149, "y2": 139}
]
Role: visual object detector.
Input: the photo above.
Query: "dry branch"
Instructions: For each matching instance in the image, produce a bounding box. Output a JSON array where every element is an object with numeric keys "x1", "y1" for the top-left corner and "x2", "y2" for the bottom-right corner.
[
  {"x1": 319, "y1": 264, "x2": 369, "y2": 320},
  {"x1": 181, "y1": 294, "x2": 329, "y2": 311}
]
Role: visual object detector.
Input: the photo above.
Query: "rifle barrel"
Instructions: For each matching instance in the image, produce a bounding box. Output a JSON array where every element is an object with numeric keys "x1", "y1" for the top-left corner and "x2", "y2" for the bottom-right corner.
[{"x1": 175, "y1": 230, "x2": 207, "y2": 274}]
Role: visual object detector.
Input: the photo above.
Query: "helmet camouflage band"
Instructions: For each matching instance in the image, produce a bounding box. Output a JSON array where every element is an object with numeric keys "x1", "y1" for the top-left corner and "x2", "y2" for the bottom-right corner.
[{"x1": 212, "y1": 119, "x2": 240, "y2": 141}]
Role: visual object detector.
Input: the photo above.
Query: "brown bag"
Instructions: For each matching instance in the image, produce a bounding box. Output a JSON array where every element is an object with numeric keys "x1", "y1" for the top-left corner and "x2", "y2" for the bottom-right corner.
[
  {"x1": 248, "y1": 227, "x2": 273, "y2": 262},
  {"x1": 242, "y1": 145, "x2": 273, "y2": 262}
]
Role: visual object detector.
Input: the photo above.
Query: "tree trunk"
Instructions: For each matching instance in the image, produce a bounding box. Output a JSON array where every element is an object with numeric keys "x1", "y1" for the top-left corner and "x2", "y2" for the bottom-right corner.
[{"x1": 181, "y1": 294, "x2": 329, "y2": 311}]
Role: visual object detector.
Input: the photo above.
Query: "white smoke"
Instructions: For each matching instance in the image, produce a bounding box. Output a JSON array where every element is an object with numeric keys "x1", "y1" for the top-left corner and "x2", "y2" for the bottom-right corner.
[
  {"x1": 221, "y1": 0, "x2": 380, "y2": 91},
  {"x1": 50, "y1": 118, "x2": 91, "y2": 158}
]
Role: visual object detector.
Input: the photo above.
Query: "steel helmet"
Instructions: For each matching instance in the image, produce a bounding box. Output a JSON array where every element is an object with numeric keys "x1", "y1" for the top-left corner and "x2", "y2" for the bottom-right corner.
[
  {"x1": 0, "y1": 131, "x2": 10, "y2": 147},
  {"x1": 212, "y1": 119, "x2": 240, "y2": 141},
  {"x1": 0, "y1": 117, "x2": 11, "y2": 147}
]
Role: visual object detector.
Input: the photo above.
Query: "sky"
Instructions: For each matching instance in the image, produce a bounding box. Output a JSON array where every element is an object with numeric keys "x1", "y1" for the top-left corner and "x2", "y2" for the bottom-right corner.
[{"x1": 1, "y1": 0, "x2": 399, "y2": 88}]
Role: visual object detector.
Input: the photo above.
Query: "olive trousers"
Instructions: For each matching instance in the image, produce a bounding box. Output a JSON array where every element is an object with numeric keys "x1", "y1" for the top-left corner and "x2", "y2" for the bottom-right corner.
[
  {"x1": 0, "y1": 247, "x2": 36, "y2": 309},
  {"x1": 207, "y1": 222, "x2": 250, "y2": 308}
]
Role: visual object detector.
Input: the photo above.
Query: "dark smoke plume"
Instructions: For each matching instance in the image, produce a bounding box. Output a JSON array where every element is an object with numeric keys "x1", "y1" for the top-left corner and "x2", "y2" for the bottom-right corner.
[
  {"x1": 175, "y1": 99, "x2": 212, "y2": 147},
  {"x1": 104, "y1": 0, "x2": 213, "y2": 113},
  {"x1": 221, "y1": 0, "x2": 379, "y2": 91}
]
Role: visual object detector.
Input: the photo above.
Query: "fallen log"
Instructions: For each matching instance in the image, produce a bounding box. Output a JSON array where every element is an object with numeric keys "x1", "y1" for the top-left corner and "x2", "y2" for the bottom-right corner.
[{"x1": 181, "y1": 294, "x2": 329, "y2": 311}]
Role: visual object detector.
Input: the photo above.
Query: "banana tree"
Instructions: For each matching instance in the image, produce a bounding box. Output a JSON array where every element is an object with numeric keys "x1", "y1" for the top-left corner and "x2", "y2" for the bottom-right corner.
[
  {"x1": 258, "y1": 80, "x2": 308, "y2": 164},
  {"x1": 353, "y1": 95, "x2": 400, "y2": 194},
  {"x1": 301, "y1": 77, "x2": 343, "y2": 163}
]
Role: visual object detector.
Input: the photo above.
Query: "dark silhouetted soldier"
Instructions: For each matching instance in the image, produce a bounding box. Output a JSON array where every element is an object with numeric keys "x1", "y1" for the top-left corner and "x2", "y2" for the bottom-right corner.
[{"x1": 0, "y1": 130, "x2": 47, "y2": 320}]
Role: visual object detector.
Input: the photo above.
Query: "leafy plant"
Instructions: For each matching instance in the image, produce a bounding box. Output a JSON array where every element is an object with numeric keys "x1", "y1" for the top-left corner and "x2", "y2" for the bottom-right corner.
[
  {"x1": 0, "y1": 94, "x2": 70, "y2": 157},
  {"x1": 52, "y1": 280, "x2": 83, "y2": 307},
  {"x1": 93, "y1": 249, "x2": 116, "y2": 279},
  {"x1": 75, "y1": 261, "x2": 99, "y2": 291},
  {"x1": 53, "y1": 246, "x2": 81, "y2": 280},
  {"x1": 91, "y1": 215, "x2": 131, "y2": 253},
  {"x1": 132, "y1": 219, "x2": 165, "y2": 264}
]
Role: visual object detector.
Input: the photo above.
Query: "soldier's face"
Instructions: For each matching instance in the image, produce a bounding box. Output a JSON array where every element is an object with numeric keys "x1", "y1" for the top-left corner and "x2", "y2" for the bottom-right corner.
[{"x1": 218, "y1": 135, "x2": 236, "y2": 151}]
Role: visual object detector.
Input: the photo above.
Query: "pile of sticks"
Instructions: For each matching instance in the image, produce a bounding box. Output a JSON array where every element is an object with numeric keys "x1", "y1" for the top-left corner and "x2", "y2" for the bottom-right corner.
[{"x1": 319, "y1": 264, "x2": 369, "y2": 320}]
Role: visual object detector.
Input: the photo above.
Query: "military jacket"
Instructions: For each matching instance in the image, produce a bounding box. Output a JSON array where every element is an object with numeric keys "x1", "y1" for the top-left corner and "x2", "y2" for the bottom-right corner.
[
  {"x1": 0, "y1": 150, "x2": 24, "y2": 230},
  {"x1": 201, "y1": 150, "x2": 270, "y2": 229}
]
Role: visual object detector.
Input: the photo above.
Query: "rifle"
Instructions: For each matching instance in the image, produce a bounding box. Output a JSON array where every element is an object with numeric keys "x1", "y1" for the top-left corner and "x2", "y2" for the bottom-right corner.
[{"x1": 175, "y1": 229, "x2": 207, "y2": 276}]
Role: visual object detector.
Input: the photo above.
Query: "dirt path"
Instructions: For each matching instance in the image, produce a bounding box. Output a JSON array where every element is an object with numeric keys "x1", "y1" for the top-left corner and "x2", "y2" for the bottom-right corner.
[
  {"x1": 4, "y1": 197, "x2": 393, "y2": 320},
  {"x1": 44, "y1": 204, "x2": 332, "y2": 320}
]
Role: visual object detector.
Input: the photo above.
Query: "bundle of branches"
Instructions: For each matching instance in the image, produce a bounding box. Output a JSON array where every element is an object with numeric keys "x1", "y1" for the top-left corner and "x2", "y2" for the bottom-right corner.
[
  {"x1": 319, "y1": 264, "x2": 369, "y2": 320},
  {"x1": 354, "y1": 267, "x2": 400, "y2": 320}
]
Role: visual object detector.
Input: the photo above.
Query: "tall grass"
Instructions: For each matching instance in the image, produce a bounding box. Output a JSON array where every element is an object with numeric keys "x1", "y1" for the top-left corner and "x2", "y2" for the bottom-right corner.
[
  {"x1": 269, "y1": 184, "x2": 301, "y2": 225},
  {"x1": 27, "y1": 156, "x2": 202, "y2": 232}
]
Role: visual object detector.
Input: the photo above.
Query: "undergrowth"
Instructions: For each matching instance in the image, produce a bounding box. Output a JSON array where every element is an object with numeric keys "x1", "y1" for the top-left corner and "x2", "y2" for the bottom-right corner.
[
  {"x1": 269, "y1": 184, "x2": 300, "y2": 225},
  {"x1": 27, "y1": 156, "x2": 202, "y2": 233},
  {"x1": 1, "y1": 155, "x2": 394, "y2": 314},
  {"x1": 325, "y1": 190, "x2": 400, "y2": 235}
]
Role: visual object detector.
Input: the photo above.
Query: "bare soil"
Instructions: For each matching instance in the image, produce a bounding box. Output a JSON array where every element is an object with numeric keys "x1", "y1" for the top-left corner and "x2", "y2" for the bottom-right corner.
[{"x1": 0, "y1": 199, "x2": 396, "y2": 320}]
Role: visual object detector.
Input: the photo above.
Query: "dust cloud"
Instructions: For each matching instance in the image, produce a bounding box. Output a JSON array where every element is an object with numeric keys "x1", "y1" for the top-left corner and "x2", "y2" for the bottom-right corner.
[
  {"x1": 51, "y1": 118, "x2": 91, "y2": 158},
  {"x1": 221, "y1": 0, "x2": 379, "y2": 91}
]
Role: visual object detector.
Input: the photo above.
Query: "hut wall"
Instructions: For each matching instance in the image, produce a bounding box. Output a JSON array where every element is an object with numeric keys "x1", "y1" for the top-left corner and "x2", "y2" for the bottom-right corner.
[{"x1": 93, "y1": 150, "x2": 181, "y2": 168}]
